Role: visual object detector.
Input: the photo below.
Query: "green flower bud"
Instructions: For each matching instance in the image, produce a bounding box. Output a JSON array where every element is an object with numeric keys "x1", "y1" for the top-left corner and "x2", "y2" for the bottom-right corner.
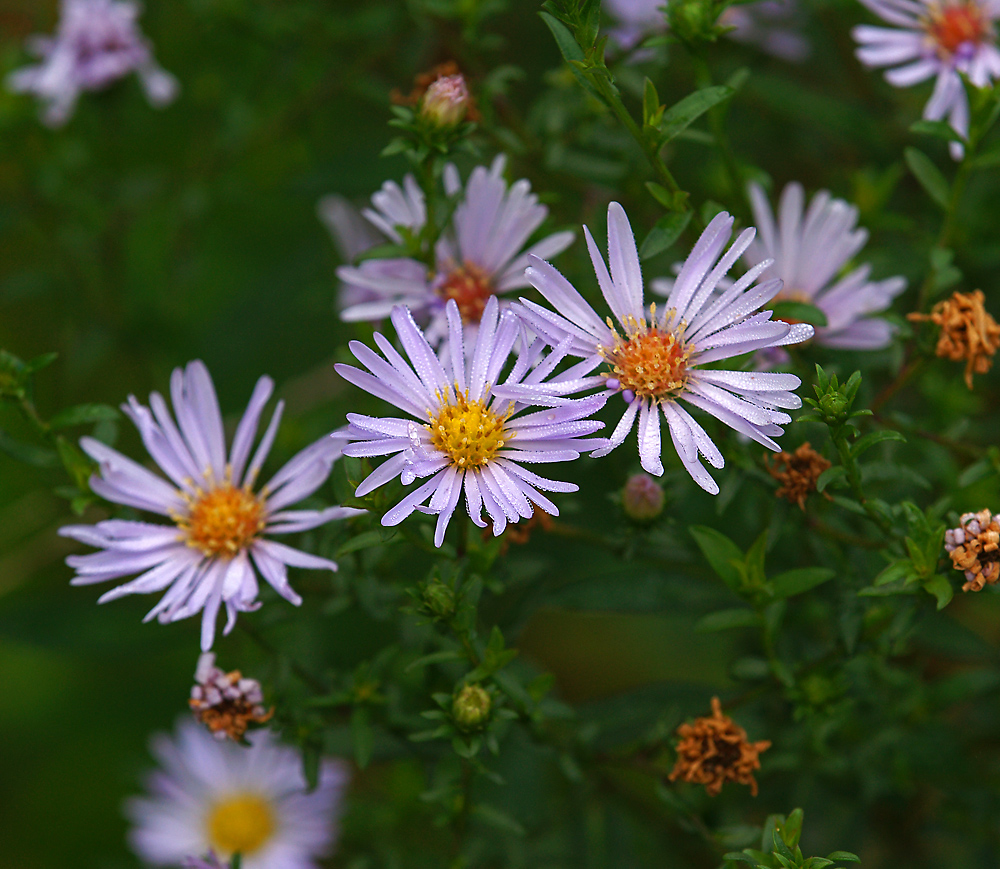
[
  {"x1": 819, "y1": 392, "x2": 849, "y2": 423},
  {"x1": 452, "y1": 684, "x2": 491, "y2": 732},
  {"x1": 420, "y1": 578, "x2": 456, "y2": 620}
]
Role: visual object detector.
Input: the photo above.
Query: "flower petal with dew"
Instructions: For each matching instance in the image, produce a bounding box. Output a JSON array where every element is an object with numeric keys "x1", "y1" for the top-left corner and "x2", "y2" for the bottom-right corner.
[
  {"x1": 6, "y1": 0, "x2": 178, "y2": 127},
  {"x1": 335, "y1": 296, "x2": 608, "y2": 546},
  {"x1": 853, "y1": 0, "x2": 1000, "y2": 158},
  {"x1": 338, "y1": 154, "x2": 574, "y2": 345},
  {"x1": 512, "y1": 202, "x2": 812, "y2": 494},
  {"x1": 60, "y1": 361, "x2": 364, "y2": 650},
  {"x1": 127, "y1": 718, "x2": 348, "y2": 869}
]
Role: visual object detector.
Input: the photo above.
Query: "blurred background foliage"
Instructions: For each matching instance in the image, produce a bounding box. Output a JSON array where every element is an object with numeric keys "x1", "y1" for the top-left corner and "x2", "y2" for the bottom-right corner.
[{"x1": 1, "y1": 0, "x2": 1000, "y2": 867}]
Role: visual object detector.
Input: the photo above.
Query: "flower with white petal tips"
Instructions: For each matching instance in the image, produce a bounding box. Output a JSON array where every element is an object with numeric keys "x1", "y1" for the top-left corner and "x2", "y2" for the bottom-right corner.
[
  {"x1": 335, "y1": 296, "x2": 607, "y2": 546},
  {"x1": 128, "y1": 719, "x2": 348, "y2": 869},
  {"x1": 6, "y1": 0, "x2": 178, "y2": 127},
  {"x1": 337, "y1": 155, "x2": 574, "y2": 345},
  {"x1": 513, "y1": 203, "x2": 812, "y2": 494},
  {"x1": 853, "y1": 0, "x2": 1000, "y2": 159},
  {"x1": 60, "y1": 361, "x2": 364, "y2": 650}
]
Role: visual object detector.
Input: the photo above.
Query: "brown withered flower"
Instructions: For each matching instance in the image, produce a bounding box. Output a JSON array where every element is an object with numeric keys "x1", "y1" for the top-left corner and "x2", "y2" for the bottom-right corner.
[
  {"x1": 668, "y1": 697, "x2": 771, "y2": 796},
  {"x1": 189, "y1": 653, "x2": 273, "y2": 741},
  {"x1": 391, "y1": 60, "x2": 481, "y2": 122},
  {"x1": 908, "y1": 289, "x2": 1000, "y2": 389},
  {"x1": 944, "y1": 509, "x2": 1000, "y2": 592},
  {"x1": 485, "y1": 506, "x2": 553, "y2": 553},
  {"x1": 765, "y1": 442, "x2": 831, "y2": 510}
]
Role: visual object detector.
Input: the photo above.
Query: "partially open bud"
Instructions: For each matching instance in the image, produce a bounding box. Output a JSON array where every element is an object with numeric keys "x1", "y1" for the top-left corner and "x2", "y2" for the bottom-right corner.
[
  {"x1": 420, "y1": 74, "x2": 470, "y2": 128},
  {"x1": 621, "y1": 473, "x2": 665, "y2": 522},
  {"x1": 190, "y1": 653, "x2": 273, "y2": 741},
  {"x1": 452, "y1": 684, "x2": 491, "y2": 732}
]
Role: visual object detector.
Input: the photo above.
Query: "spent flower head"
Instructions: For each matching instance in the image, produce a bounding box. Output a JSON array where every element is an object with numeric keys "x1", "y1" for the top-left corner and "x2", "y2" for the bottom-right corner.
[
  {"x1": 189, "y1": 652, "x2": 272, "y2": 742},
  {"x1": 908, "y1": 289, "x2": 1000, "y2": 388},
  {"x1": 514, "y1": 202, "x2": 813, "y2": 494},
  {"x1": 945, "y1": 509, "x2": 1000, "y2": 591},
  {"x1": 60, "y1": 361, "x2": 363, "y2": 650}
]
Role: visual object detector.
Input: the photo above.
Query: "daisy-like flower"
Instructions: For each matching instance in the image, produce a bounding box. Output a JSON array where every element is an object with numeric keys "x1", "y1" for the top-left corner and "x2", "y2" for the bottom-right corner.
[
  {"x1": 740, "y1": 181, "x2": 907, "y2": 351},
  {"x1": 514, "y1": 203, "x2": 813, "y2": 494},
  {"x1": 335, "y1": 296, "x2": 608, "y2": 546},
  {"x1": 853, "y1": 0, "x2": 1000, "y2": 158},
  {"x1": 6, "y1": 0, "x2": 178, "y2": 127},
  {"x1": 337, "y1": 155, "x2": 574, "y2": 344},
  {"x1": 60, "y1": 360, "x2": 363, "y2": 650},
  {"x1": 605, "y1": 0, "x2": 809, "y2": 61},
  {"x1": 127, "y1": 719, "x2": 348, "y2": 868}
]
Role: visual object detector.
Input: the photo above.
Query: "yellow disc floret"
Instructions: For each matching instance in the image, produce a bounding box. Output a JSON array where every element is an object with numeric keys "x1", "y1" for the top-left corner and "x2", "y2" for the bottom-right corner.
[
  {"x1": 206, "y1": 792, "x2": 276, "y2": 856},
  {"x1": 428, "y1": 392, "x2": 510, "y2": 469},
  {"x1": 599, "y1": 308, "x2": 693, "y2": 400},
  {"x1": 177, "y1": 483, "x2": 266, "y2": 558}
]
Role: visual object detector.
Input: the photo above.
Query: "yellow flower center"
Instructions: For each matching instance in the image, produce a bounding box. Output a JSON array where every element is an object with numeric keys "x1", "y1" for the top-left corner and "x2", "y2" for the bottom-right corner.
[
  {"x1": 178, "y1": 483, "x2": 266, "y2": 558},
  {"x1": 924, "y1": 2, "x2": 990, "y2": 56},
  {"x1": 428, "y1": 392, "x2": 510, "y2": 469},
  {"x1": 436, "y1": 262, "x2": 494, "y2": 323},
  {"x1": 206, "y1": 793, "x2": 276, "y2": 857},
  {"x1": 599, "y1": 311, "x2": 692, "y2": 401}
]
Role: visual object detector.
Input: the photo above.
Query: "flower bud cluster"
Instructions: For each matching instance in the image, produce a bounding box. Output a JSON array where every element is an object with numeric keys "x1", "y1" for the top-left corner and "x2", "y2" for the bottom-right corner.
[
  {"x1": 945, "y1": 509, "x2": 1000, "y2": 592},
  {"x1": 190, "y1": 652, "x2": 273, "y2": 741}
]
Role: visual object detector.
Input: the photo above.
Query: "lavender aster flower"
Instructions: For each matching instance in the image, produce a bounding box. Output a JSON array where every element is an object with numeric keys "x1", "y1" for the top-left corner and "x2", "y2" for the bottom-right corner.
[
  {"x1": 60, "y1": 360, "x2": 363, "y2": 650},
  {"x1": 853, "y1": 0, "x2": 1000, "y2": 158},
  {"x1": 337, "y1": 155, "x2": 574, "y2": 344},
  {"x1": 335, "y1": 296, "x2": 607, "y2": 546},
  {"x1": 741, "y1": 181, "x2": 907, "y2": 351},
  {"x1": 514, "y1": 203, "x2": 813, "y2": 494},
  {"x1": 128, "y1": 719, "x2": 348, "y2": 868},
  {"x1": 6, "y1": 0, "x2": 178, "y2": 127}
]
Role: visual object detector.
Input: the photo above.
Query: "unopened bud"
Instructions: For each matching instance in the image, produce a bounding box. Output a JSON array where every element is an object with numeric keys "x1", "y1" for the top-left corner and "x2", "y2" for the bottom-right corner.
[
  {"x1": 421, "y1": 577, "x2": 456, "y2": 620},
  {"x1": 420, "y1": 74, "x2": 470, "y2": 127},
  {"x1": 818, "y1": 392, "x2": 849, "y2": 423},
  {"x1": 621, "y1": 473, "x2": 665, "y2": 522},
  {"x1": 452, "y1": 684, "x2": 491, "y2": 732}
]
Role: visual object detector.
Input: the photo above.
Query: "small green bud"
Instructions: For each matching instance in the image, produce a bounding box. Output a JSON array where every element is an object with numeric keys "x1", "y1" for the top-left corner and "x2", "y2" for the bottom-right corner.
[
  {"x1": 621, "y1": 473, "x2": 665, "y2": 522},
  {"x1": 818, "y1": 391, "x2": 850, "y2": 423},
  {"x1": 452, "y1": 684, "x2": 491, "y2": 732},
  {"x1": 420, "y1": 578, "x2": 456, "y2": 620}
]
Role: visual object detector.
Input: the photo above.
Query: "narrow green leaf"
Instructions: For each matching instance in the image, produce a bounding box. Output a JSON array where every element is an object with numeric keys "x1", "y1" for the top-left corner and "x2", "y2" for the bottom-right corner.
[
  {"x1": 24, "y1": 351, "x2": 58, "y2": 373},
  {"x1": 640, "y1": 211, "x2": 692, "y2": 259},
  {"x1": 771, "y1": 567, "x2": 836, "y2": 599},
  {"x1": 472, "y1": 803, "x2": 526, "y2": 836},
  {"x1": 695, "y1": 608, "x2": 759, "y2": 632},
  {"x1": 49, "y1": 403, "x2": 120, "y2": 430},
  {"x1": 404, "y1": 649, "x2": 463, "y2": 672},
  {"x1": 337, "y1": 529, "x2": 397, "y2": 555},
  {"x1": 826, "y1": 852, "x2": 861, "y2": 863},
  {"x1": 689, "y1": 525, "x2": 745, "y2": 591},
  {"x1": 923, "y1": 573, "x2": 954, "y2": 610},
  {"x1": 910, "y1": 119, "x2": 966, "y2": 143},
  {"x1": 660, "y1": 85, "x2": 734, "y2": 142},
  {"x1": 0, "y1": 431, "x2": 58, "y2": 468},
  {"x1": 539, "y1": 11, "x2": 586, "y2": 63},
  {"x1": 816, "y1": 466, "x2": 846, "y2": 493},
  {"x1": 904, "y1": 147, "x2": 950, "y2": 209},
  {"x1": 643, "y1": 77, "x2": 661, "y2": 127},
  {"x1": 851, "y1": 428, "x2": 906, "y2": 458}
]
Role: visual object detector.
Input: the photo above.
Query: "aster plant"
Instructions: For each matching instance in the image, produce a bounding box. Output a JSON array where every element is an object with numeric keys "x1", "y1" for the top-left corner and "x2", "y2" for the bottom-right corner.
[
  {"x1": 60, "y1": 361, "x2": 362, "y2": 650},
  {"x1": 513, "y1": 203, "x2": 812, "y2": 493}
]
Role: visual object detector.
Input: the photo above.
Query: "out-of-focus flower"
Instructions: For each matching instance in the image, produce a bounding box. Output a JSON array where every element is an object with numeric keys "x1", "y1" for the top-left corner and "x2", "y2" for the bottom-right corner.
[
  {"x1": 514, "y1": 203, "x2": 812, "y2": 494},
  {"x1": 945, "y1": 509, "x2": 1000, "y2": 591},
  {"x1": 452, "y1": 684, "x2": 492, "y2": 731},
  {"x1": 908, "y1": 289, "x2": 1000, "y2": 388},
  {"x1": 391, "y1": 60, "x2": 481, "y2": 123},
  {"x1": 853, "y1": 0, "x2": 1000, "y2": 158},
  {"x1": 335, "y1": 297, "x2": 608, "y2": 546},
  {"x1": 621, "y1": 473, "x2": 665, "y2": 521},
  {"x1": 6, "y1": 0, "x2": 178, "y2": 127},
  {"x1": 743, "y1": 182, "x2": 906, "y2": 353},
  {"x1": 182, "y1": 853, "x2": 228, "y2": 869},
  {"x1": 337, "y1": 155, "x2": 574, "y2": 344},
  {"x1": 60, "y1": 361, "x2": 363, "y2": 650},
  {"x1": 420, "y1": 73, "x2": 471, "y2": 127},
  {"x1": 667, "y1": 697, "x2": 771, "y2": 796},
  {"x1": 190, "y1": 652, "x2": 273, "y2": 742},
  {"x1": 605, "y1": 0, "x2": 809, "y2": 60},
  {"x1": 127, "y1": 719, "x2": 348, "y2": 868},
  {"x1": 765, "y1": 442, "x2": 831, "y2": 509}
]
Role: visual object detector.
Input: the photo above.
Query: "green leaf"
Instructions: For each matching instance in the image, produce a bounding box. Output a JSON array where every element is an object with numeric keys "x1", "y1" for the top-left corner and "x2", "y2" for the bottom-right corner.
[
  {"x1": 689, "y1": 525, "x2": 745, "y2": 592},
  {"x1": 48, "y1": 403, "x2": 120, "y2": 430},
  {"x1": 24, "y1": 351, "x2": 58, "y2": 373},
  {"x1": 351, "y1": 706, "x2": 374, "y2": 768},
  {"x1": 782, "y1": 808, "x2": 804, "y2": 848},
  {"x1": 771, "y1": 568, "x2": 836, "y2": 599},
  {"x1": 825, "y1": 852, "x2": 861, "y2": 863},
  {"x1": 816, "y1": 466, "x2": 846, "y2": 493},
  {"x1": 768, "y1": 301, "x2": 828, "y2": 327},
  {"x1": 640, "y1": 211, "x2": 692, "y2": 259},
  {"x1": 643, "y1": 77, "x2": 662, "y2": 128},
  {"x1": 873, "y1": 560, "x2": 915, "y2": 587},
  {"x1": 645, "y1": 181, "x2": 676, "y2": 210},
  {"x1": 0, "y1": 431, "x2": 58, "y2": 468},
  {"x1": 723, "y1": 854, "x2": 763, "y2": 866},
  {"x1": 659, "y1": 85, "x2": 734, "y2": 143},
  {"x1": 404, "y1": 649, "x2": 463, "y2": 672},
  {"x1": 904, "y1": 147, "x2": 950, "y2": 209},
  {"x1": 540, "y1": 11, "x2": 586, "y2": 63},
  {"x1": 337, "y1": 529, "x2": 397, "y2": 555},
  {"x1": 910, "y1": 119, "x2": 966, "y2": 143},
  {"x1": 695, "y1": 608, "x2": 759, "y2": 632},
  {"x1": 472, "y1": 803, "x2": 526, "y2": 836},
  {"x1": 851, "y1": 428, "x2": 906, "y2": 458},
  {"x1": 923, "y1": 573, "x2": 954, "y2": 610}
]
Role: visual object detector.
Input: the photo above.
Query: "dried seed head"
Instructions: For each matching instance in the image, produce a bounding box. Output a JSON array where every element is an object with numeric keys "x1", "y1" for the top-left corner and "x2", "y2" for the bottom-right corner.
[
  {"x1": 765, "y1": 442, "x2": 831, "y2": 510},
  {"x1": 908, "y1": 290, "x2": 1000, "y2": 389},
  {"x1": 945, "y1": 509, "x2": 1000, "y2": 592}
]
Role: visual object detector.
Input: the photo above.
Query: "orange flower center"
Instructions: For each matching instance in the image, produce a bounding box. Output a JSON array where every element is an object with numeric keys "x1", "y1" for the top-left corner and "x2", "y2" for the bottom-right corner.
[
  {"x1": 436, "y1": 262, "x2": 494, "y2": 323},
  {"x1": 925, "y1": 2, "x2": 989, "y2": 56},
  {"x1": 599, "y1": 312, "x2": 692, "y2": 400},
  {"x1": 178, "y1": 484, "x2": 266, "y2": 558}
]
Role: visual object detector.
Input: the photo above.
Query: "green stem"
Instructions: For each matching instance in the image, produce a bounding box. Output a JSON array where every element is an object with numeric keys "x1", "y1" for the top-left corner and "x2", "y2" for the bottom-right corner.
[{"x1": 832, "y1": 428, "x2": 894, "y2": 536}]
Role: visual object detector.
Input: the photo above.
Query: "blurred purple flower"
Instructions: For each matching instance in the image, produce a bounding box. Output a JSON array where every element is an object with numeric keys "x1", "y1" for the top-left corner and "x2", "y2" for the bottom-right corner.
[
  {"x1": 60, "y1": 360, "x2": 363, "y2": 650},
  {"x1": 6, "y1": 0, "x2": 178, "y2": 126},
  {"x1": 853, "y1": 0, "x2": 1000, "y2": 158}
]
